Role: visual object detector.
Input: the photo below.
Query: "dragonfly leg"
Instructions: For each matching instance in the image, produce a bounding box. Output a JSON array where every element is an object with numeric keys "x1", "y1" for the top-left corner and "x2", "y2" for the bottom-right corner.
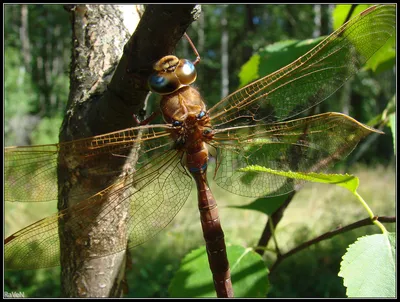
[
  {"x1": 184, "y1": 32, "x2": 201, "y2": 66},
  {"x1": 132, "y1": 110, "x2": 161, "y2": 126}
]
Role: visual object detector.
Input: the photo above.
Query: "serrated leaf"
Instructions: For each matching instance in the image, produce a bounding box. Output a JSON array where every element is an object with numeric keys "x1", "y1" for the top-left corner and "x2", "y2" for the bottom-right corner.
[
  {"x1": 168, "y1": 245, "x2": 269, "y2": 298},
  {"x1": 229, "y1": 193, "x2": 290, "y2": 216},
  {"x1": 339, "y1": 233, "x2": 396, "y2": 297},
  {"x1": 238, "y1": 165, "x2": 359, "y2": 193}
]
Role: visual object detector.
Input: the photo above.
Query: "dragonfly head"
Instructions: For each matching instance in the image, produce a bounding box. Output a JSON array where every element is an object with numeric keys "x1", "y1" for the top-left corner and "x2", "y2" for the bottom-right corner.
[{"x1": 148, "y1": 55, "x2": 197, "y2": 95}]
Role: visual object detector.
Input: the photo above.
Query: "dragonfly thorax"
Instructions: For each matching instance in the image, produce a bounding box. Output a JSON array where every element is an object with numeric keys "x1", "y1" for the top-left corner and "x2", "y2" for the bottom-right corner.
[{"x1": 160, "y1": 86, "x2": 206, "y2": 124}]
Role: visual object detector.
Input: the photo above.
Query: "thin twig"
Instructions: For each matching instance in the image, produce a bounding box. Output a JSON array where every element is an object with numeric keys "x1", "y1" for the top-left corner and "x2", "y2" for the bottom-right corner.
[
  {"x1": 269, "y1": 215, "x2": 396, "y2": 274},
  {"x1": 255, "y1": 192, "x2": 295, "y2": 255},
  {"x1": 343, "y1": 4, "x2": 357, "y2": 25}
]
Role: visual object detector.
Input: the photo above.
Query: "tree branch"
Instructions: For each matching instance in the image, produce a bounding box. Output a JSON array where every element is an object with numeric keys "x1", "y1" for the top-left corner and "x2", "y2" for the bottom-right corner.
[
  {"x1": 58, "y1": 5, "x2": 200, "y2": 297},
  {"x1": 269, "y1": 215, "x2": 396, "y2": 274},
  {"x1": 255, "y1": 192, "x2": 296, "y2": 255}
]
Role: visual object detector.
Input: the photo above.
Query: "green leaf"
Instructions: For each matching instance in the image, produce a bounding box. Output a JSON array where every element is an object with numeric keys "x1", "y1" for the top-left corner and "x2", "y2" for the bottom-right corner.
[
  {"x1": 366, "y1": 95, "x2": 395, "y2": 127},
  {"x1": 384, "y1": 95, "x2": 396, "y2": 155},
  {"x1": 364, "y1": 34, "x2": 396, "y2": 73},
  {"x1": 239, "y1": 38, "x2": 324, "y2": 88},
  {"x1": 388, "y1": 113, "x2": 395, "y2": 154},
  {"x1": 229, "y1": 193, "x2": 290, "y2": 216},
  {"x1": 258, "y1": 38, "x2": 324, "y2": 81},
  {"x1": 168, "y1": 245, "x2": 269, "y2": 298},
  {"x1": 238, "y1": 165, "x2": 359, "y2": 193},
  {"x1": 365, "y1": 95, "x2": 395, "y2": 155},
  {"x1": 339, "y1": 233, "x2": 396, "y2": 297},
  {"x1": 333, "y1": 5, "x2": 395, "y2": 74},
  {"x1": 333, "y1": 5, "x2": 370, "y2": 30},
  {"x1": 239, "y1": 54, "x2": 260, "y2": 87}
]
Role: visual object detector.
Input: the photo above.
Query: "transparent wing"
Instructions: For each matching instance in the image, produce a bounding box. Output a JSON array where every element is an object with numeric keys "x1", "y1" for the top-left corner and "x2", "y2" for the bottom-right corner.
[
  {"x1": 5, "y1": 149, "x2": 193, "y2": 270},
  {"x1": 208, "y1": 5, "x2": 395, "y2": 128},
  {"x1": 209, "y1": 113, "x2": 380, "y2": 197},
  {"x1": 5, "y1": 124, "x2": 172, "y2": 202}
]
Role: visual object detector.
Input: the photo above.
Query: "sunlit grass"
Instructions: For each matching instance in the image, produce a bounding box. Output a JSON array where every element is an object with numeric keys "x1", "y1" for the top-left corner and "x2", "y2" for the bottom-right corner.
[{"x1": 4, "y1": 164, "x2": 395, "y2": 297}]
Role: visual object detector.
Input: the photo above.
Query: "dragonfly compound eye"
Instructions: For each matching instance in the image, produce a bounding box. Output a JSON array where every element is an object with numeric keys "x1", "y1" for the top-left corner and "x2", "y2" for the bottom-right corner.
[
  {"x1": 202, "y1": 128, "x2": 214, "y2": 138},
  {"x1": 175, "y1": 59, "x2": 197, "y2": 86},
  {"x1": 172, "y1": 120, "x2": 183, "y2": 127},
  {"x1": 197, "y1": 111, "x2": 206, "y2": 119},
  {"x1": 149, "y1": 58, "x2": 197, "y2": 96},
  {"x1": 148, "y1": 72, "x2": 181, "y2": 95}
]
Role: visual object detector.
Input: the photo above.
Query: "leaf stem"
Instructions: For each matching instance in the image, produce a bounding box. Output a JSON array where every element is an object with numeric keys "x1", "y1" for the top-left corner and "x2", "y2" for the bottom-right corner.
[
  {"x1": 353, "y1": 191, "x2": 387, "y2": 233},
  {"x1": 269, "y1": 218, "x2": 281, "y2": 255}
]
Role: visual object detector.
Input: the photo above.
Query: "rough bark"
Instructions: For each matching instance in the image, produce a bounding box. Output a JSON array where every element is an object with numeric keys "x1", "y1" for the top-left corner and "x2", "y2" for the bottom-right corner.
[{"x1": 58, "y1": 4, "x2": 199, "y2": 297}]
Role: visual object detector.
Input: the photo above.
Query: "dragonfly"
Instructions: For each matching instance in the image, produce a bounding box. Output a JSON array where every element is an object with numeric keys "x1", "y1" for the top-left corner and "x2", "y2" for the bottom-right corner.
[{"x1": 5, "y1": 5, "x2": 395, "y2": 298}]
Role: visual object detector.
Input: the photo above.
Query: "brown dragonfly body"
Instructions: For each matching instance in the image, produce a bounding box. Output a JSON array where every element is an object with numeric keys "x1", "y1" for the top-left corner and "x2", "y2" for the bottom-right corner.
[
  {"x1": 4, "y1": 5, "x2": 395, "y2": 298},
  {"x1": 150, "y1": 54, "x2": 232, "y2": 296}
]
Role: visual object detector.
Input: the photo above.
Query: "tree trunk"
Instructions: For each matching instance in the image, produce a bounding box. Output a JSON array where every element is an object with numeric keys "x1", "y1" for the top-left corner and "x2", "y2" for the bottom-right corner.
[
  {"x1": 20, "y1": 4, "x2": 31, "y2": 72},
  {"x1": 220, "y1": 5, "x2": 229, "y2": 98},
  {"x1": 58, "y1": 4, "x2": 199, "y2": 297},
  {"x1": 312, "y1": 4, "x2": 321, "y2": 38}
]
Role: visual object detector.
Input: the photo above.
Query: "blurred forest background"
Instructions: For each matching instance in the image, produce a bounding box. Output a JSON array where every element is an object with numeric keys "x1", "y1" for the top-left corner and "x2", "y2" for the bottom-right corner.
[{"x1": 4, "y1": 4, "x2": 396, "y2": 298}]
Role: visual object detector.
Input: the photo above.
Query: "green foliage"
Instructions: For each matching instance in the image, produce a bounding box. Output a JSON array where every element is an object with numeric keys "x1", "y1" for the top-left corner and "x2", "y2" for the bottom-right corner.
[
  {"x1": 239, "y1": 166, "x2": 360, "y2": 193},
  {"x1": 237, "y1": 164, "x2": 396, "y2": 297},
  {"x1": 366, "y1": 95, "x2": 395, "y2": 128},
  {"x1": 4, "y1": 47, "x2": 36, "y2": 114},
  {"x1": 364, "y1": 95, "x2": 396, "y2": 158},
  {"x1": 31, "y1": 116, "x2": 63, "y2": 145},
  {"x1": 365, "y1": 34, "x2": 396, "y2": 74},
  {"x1": 239, "y1": 54, "x2": 260, "y2": 87},
  {"x1": 237, "y1": 165, "x2": 389, "y2": 230},
  {"x1": 333, "y1": 5, "x2": 396, "y2": 74},
  {"x1": 339, "y1": 233, "x2": 396, "y2": 297},
  {"x1": 268, "y1": 234, "x2": 349, "y2": 298},
  {"x1": 169, "y1": 245, "x2": 269, "y2": 297},
  {"x1": 4, "y1": 4, "x2": 70, "y2": 146},
  {"x1": 4, "y1": 268, "x2": 60, "y2": 298},
  {"x1": 229, "y1": 194, "x2": 289, "y2": 216},
  {"x1": 239, "y1": 38, "x2": 325, "y2": 88},
  {"x1": 388, "y1": 112, "x2": 395, "y2": 154},
  {"x1": 4, "y1": 46, "x2": 37, "y2": 145},
  {"x1": 332, "y1": 5, "x2": 370, "y2": 30}
]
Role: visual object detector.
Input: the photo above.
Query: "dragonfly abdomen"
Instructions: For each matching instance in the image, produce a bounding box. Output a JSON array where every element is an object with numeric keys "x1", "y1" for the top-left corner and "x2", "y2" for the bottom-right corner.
[
  {"x1": 190, "y1": 164, "x2": 234, "y2": 298},
  {"x1": 186, "y1": 143, "x2": 209, "y2": 173}
]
